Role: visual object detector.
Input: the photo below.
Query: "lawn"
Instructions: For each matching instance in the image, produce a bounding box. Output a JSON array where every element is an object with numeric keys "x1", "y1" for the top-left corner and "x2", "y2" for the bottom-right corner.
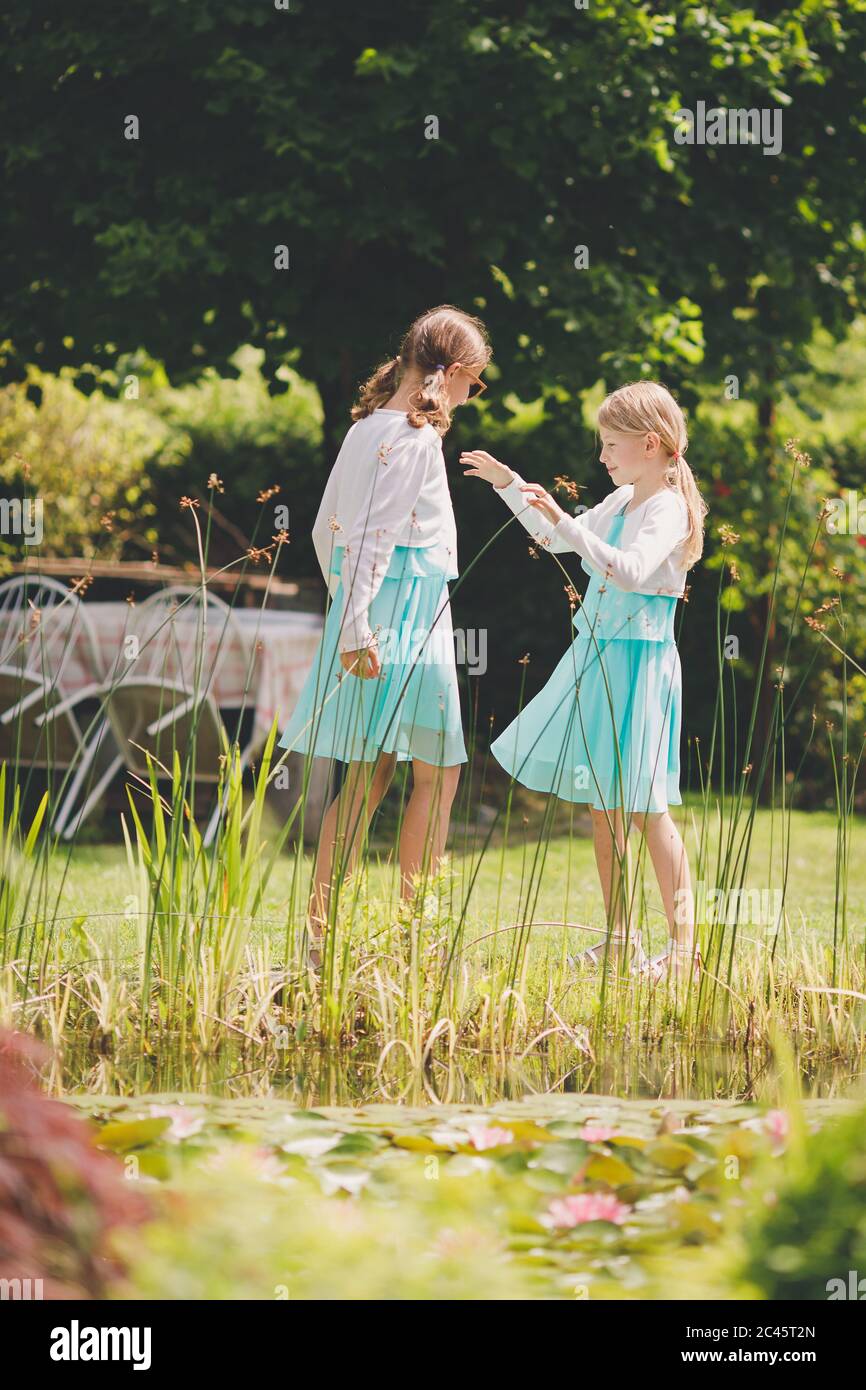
[
  {"x1": 11, "y1": 791, "x2": 861, "y2": 1099},
  {"x1": 51, "y1": 796, "x2": 866, "y2": 958}
]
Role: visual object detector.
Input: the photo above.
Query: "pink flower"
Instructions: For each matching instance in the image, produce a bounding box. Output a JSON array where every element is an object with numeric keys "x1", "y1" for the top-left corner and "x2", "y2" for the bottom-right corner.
[
  {"x1": 251, "y1": 1147, "x2": 290, "y2": 1183},
  {"x1": 148, "y1": 1104, "x2": 204, "y2": 1141},
  {"x1": 764, "y1": 1110, "x2": 789, "y2": 1154},
  {"x1": 547, "y1": 1192, "x2": 631, "y2": 1229},
  {"x1": 469, "y1": 1127, "x2": 515, "y2": 1151},
  {"x1": 580, "y1": 1124, "x2": 616, "y2": 1143}
]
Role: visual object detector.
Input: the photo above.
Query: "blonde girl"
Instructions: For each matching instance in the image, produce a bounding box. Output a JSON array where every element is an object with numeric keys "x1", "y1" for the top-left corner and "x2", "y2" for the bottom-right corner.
[{"x1": 462, "y1": 381, "x2": 707, "y2": 982}]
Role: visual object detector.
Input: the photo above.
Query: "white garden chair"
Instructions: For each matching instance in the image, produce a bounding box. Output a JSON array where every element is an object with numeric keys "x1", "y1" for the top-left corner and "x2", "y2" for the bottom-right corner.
[
  {"x1": 45, "y1": 585, "x2": 257, "y2": 845},
  {"x1": 0, "y1": 576, "x2": 106, "y2": 808}
]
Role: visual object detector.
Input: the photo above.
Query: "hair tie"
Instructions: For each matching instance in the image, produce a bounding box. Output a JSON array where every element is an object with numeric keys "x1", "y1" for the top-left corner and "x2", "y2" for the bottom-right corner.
[{"x1": 434, "y1": 363, "x2": 446, "y2": 372}]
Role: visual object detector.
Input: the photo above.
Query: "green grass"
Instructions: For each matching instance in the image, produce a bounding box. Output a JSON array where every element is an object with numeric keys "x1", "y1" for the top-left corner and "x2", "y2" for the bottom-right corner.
[
  {"x1": 10, "y1": 788, "x2": 859, "y2": 1089},
  {"x1": 49, "y1": 796, "x2": 866, "y2": 959}
]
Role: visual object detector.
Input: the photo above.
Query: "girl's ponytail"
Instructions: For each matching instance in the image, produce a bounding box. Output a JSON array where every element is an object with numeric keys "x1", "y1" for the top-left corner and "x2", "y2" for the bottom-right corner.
[
  {"x1": 664, "y1": 450, "x2": 707, "y2": 569},
  {"x1": 351, "y1": 356, "x2": 401, "y2": 421},
  {"x1": 406, "y1": 363, "x2": 451, "y2": 435},
  {"x1": 351, "y1": 306, "x2": 491, "y2": 436}
]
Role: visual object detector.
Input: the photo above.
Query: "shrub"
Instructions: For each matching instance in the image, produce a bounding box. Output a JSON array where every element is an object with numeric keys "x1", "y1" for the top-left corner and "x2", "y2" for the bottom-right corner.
[
  {"x1": 0, "y1": 367, "x2": 189, "y2": 564},
  {"x1": 0, "y1": 1030, "x2": 150, "y2": 1298},
  {"x1": 738, "y1": 1105, "x2": 866, "y2": 1301}
]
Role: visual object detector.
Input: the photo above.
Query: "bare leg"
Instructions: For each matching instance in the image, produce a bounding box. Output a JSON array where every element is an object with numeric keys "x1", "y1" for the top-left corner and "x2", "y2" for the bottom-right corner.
[
  {"x1": 399, "y1": 758, "x2": 461, "y2": 899},
  {"x1": 309, "y1": 752, "x2": 397, "y2": 949},
  {"x1": 632, "y1": 810, "x2": 698, "y2": 979},
  {"x1": 582, "y1": 806, "x2": 637, "y2": 962},
  {"x1": 633, "y1": 811, "x2": 694, "y2": 945}
]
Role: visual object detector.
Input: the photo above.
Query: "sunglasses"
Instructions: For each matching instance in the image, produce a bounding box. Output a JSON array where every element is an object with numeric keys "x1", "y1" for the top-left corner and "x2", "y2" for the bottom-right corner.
[{"x1": 455, "y1": 363, "x2": 487, "y2": 399}]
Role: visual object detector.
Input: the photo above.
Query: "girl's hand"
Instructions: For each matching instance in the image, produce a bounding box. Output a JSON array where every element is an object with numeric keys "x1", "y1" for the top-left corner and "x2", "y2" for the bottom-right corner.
[
  {"x1": 460, "y1": 449, "x2": 515, "y2": 489},
  {"x1": 520, "y1": 482, "x2": 566, "y2": 527},
  {"x1": 340, "y1": 644, "x2": 380, "y2": 679}
]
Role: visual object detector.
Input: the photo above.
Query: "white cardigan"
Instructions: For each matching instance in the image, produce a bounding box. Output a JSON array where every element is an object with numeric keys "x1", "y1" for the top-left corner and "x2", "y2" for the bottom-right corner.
[
  {"x1": 495, "y1": 472, "x2": 690, "y2": 596},
  {"x1": 312, "y1": 409, "x2": 457, "y2": 651}
]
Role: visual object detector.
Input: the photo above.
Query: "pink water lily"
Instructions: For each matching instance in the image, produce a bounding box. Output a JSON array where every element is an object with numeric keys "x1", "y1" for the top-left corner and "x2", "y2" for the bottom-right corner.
[
  {"x1": 580, "y1": 1124, "x2": 616, "y2": 1143},
  {"x1": 469, "y1": 1126, "x2": 515, "y2": 1151},
  {"x1": 251, "y1": 1147, "x2": 288, "y2": 1181},
  {"x1": 764, "y1": 1109, "x2": 789, "y2": 1154},
  {"x1": 149, "y1": 1104, "x2": 205, "y2": 1141},
  {"x1": 547, "y1": 1192, "x2": 631, "y2": 1229}
]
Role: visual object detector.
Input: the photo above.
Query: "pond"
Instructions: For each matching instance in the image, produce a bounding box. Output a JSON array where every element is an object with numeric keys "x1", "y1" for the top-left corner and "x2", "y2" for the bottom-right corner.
[
  {"x1": 47, "y1": 1039, "x2": 866, "y2": 1107},
  {"x1": 69, "y1": 1080, "x2": 862, "y2": 1301}
]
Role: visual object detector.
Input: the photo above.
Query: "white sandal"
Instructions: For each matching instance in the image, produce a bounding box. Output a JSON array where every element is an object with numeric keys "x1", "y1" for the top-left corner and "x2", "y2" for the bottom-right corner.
[
  {"x1": 641, "y1": 937, "x2": 702, "y2": 983},
  {"x1": 301, "y1": 926, "x2": 324, "y2": 973},
  {"x1": 569, "y1": 931, "x2": 649, "y2": 972}
]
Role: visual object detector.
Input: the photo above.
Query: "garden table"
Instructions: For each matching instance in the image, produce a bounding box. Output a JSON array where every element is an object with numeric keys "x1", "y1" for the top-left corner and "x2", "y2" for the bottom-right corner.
[
  {"x1": 75, "y1": 601, "x2": 324, "y2": 747},
  {"x1": 0, "y1": 595, "x2": 334, "y2": 836}
]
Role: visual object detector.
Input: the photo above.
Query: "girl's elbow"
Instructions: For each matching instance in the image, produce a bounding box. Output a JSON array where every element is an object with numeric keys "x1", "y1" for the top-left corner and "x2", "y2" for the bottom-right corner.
[{"x1": 618, "y1": 566, "x2": 646, "y2": 592}]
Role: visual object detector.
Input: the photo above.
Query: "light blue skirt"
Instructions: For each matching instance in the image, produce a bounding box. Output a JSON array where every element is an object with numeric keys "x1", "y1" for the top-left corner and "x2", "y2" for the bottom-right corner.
[
  {"x1": 279, "y1": 545, "x2": 467, "y2": 766},
  {"x1": 491, "y1": 511, "x2": 682, "y2": 811},
  {"x1": 490, "y1": 633, "x2": 682, "y2": 812}
]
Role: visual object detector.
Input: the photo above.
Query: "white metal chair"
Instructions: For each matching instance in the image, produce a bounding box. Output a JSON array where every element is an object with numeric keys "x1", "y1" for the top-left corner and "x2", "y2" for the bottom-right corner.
[
  {"x1": 46, "y1": 585, "x2": 257, "y2": 845},
  {"x1": 0, "y1": 576, "x2": 106, "y2": 805}
]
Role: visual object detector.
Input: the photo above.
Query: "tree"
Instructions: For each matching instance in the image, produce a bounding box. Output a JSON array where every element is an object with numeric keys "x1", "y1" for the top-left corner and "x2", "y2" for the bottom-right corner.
[{"x1": 4, "y1": 1, "x2": 864, "y2": 455}]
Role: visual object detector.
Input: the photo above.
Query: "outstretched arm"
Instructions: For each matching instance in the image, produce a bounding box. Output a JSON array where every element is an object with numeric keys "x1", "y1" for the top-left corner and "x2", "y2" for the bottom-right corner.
[{"x1": 461, "y1": 449, "x2": 581, "y2": 555}]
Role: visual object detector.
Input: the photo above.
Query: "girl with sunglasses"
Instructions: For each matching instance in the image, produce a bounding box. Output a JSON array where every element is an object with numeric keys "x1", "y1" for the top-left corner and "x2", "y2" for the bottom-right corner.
[{"x1": 280, "y1": 305, "x2": 489, "y2": 968}]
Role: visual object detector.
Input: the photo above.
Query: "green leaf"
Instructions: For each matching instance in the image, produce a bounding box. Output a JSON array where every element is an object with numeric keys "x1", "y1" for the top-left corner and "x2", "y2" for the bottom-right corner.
[
  {"x1": 97, "y1": 1117, "x2": 172, "y2": 1152},
  {"x1": 585, "y1": 1153, "x2": 635, "y2": 1186},
  {"x1": 645, "y1": 1139, "x2": 700, "y2": 1173}
]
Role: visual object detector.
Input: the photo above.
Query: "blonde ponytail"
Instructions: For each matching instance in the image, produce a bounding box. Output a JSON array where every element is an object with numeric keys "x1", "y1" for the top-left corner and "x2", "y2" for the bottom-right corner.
[
  {"x1": 664, "y1": 450, "x2": 706, "y2": 568},
  {"x1": 598, "y1": 380, "x2": 708, "y2": 569}
]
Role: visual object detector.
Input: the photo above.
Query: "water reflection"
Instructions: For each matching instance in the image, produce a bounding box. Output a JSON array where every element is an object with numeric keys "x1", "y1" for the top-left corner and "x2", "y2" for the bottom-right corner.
[{"x1": 45, "y1": 1041, "x2": 866, "y2": 1108}]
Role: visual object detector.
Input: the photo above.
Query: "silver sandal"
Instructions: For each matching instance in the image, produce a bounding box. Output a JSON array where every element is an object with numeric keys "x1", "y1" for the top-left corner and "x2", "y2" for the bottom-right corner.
[
  {"x1": 640, "y1": 937, "x2": 702, "y2": 983},
  {"x1": 301, "y1": 927, "x2": 324, "y2": 974},
  {"x1": 569, "y1": 931, "x2": 649, "y2": 972}
]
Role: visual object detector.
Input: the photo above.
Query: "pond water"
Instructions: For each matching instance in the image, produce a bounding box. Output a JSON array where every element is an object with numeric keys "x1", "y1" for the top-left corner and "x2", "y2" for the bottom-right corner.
[{"x1": 46, "y1": 1040, "x2": 866, "y2": 1107}]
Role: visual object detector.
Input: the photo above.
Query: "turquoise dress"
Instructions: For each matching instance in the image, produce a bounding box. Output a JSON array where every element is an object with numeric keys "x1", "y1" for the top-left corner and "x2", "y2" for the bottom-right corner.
[
  {"x1": 490, "y1": 505, "x2": 682, "y2": 812},
  {"x1": 279, "y1": 543, "x2": 467, "y2": 766}
]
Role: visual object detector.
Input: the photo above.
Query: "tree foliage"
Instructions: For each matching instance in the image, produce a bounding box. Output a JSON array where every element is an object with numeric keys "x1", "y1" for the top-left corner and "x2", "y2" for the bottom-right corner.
[{"x1": 2, "y1": 1, "x2": 865, "y2": 445}]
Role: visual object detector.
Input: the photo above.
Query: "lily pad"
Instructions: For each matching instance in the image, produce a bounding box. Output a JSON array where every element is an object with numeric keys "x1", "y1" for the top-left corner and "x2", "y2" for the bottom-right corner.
[
  {"x1": 97, "y1": 1117, "x2": 172, "y2": 1152},
  {"x1": 584, "y1": 1152, "x2": 635, "y2": 1186},
  {"x1": 645, "y1": 1139, "x2": 700, "y2": 1173}
]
